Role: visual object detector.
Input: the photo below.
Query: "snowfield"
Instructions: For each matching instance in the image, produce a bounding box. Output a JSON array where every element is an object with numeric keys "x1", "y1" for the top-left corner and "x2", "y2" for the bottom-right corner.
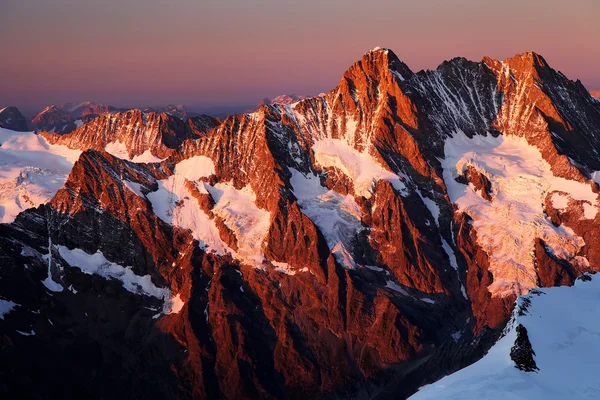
[
  {"x1": 410, "y1": 274, "x2": 600, "y2": 400},
  {"x1": 0, "y1": 298, "x2": 17, "y2": 320},
  {"x1": 0, "y1": 127, "x2": 81, "y2": 223},
  {"x1": 442, "y1": 131, "x2": 598, "y2": 298},
  {"x1": 148, "y1": 156, "x2": 272, "y2": 267},
  {"x1": 312, "y1": 138, "x2": 407, "y2": 198},
  {"x1": 289, "y1": 168, "x2": 363, "y2": 269},
  {"x1": 147, "y1": 156, "x2": 231, "y2": 255},
  {"x1": 105, "y1": 140, "x2": 166, "y2": 163},
  {"x1": 58, "y1": 246, "x2": 184, "y2": 315}
]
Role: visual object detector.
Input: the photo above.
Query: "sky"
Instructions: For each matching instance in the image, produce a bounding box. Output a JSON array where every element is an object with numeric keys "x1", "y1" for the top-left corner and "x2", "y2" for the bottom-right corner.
[{"x1": 1, "y1": 0, "x2": 599, "y2": 114}]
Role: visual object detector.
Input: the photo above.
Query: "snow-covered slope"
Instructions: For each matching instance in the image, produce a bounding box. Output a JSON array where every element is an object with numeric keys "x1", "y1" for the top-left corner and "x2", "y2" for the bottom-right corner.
[
  {"x1": 58, "y1": 246, "x2": 184, "y2": 316},
  {"x1": 443, "y1": 131, "x2": 597, "y2": 298},
  {"x1": 147, "y1": 156, "x2": 273, "y2": 266},
  {"x1": 0, "y1": 127, "x2": 81, "y2": 223},
  {"x1": 410, "y1": 273, "x2": 600, "y2": 400}
]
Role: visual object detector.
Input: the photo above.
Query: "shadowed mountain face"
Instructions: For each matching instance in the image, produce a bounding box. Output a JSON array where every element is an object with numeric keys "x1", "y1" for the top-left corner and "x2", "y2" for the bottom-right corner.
[
  {"x1": 1, "y1": 48, "x2": 600, "y2": 399},
  {"x1": 0, "y1": 106, "x2": 29, "y2": 132}
]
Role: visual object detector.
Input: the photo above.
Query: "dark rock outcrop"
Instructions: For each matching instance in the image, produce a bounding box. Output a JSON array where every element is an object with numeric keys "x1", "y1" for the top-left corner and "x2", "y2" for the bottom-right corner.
[{"x1": 510, "y1": 324, "x2": 539, "y2": 372}]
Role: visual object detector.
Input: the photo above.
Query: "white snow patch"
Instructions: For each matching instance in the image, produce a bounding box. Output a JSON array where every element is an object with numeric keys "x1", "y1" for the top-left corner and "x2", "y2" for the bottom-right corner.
[
  {"x1": 441, "y1": 238, "x2": 458, "y2": 271},
  {"x1": 147, "y1": 174, "x2": 230, "y2": 255},
  {"x1": 0, "y1": 128, "x2": 82, "y2": 223},
  {"x1": 206, "y1": 182, "x2": 271, "y2": 265},
  {"x1": 105, "y1": 141, "x2": 128, "y2": 159},
  {"x1": 385, "y1": 280, "x2": 410, "y2": 296},
  {"x1": 42, "y1": 237, "x2": 64, "y2": 292},
  {"x1": 174, "y1": 156, "x2": 215, "y2": 180},
  {"x1": 289, "y1": 168, "x2": 363, "y2": 269},
  {"x1": 272, "y1": 261, "x2": 296, "y2": 275},
  {"x1": 57, "y1": 246, "x2": 183, "y2": 315},
  {"x1": 106, "y1": 142, "x2": 166, "y2": 163},
  {"x1": 582, "y1": 202, "x2": 597, "y2": 220},
  {"x1": 392, "y1": 70, "x2": 405, "y2": 81},
  {"x1": 131, "y1": 149, "x2": 165, "y2": 163},
  {"x1": 312, "y1": 138, "x2": 407, "y2": 198},
  {"x1": 441, "y1": 237, "x2": 468, "y2": 299},
  {"x1": 168, "y1": 294, "x2": 185, "y2": 314},
  {"x1": 416, "y1": 189, "x2": 440, "y2": 225},
  {"x1": 123, "y1": 180, "x2": 145, "y2": 197},
  {"x1": 551, "y1": 192, "x2": 569, "y2": 210},
  {"x1": 148, "y1": 157, "x2": 271, "y2": 267},
  {"x1": 443, "y1": 131, "x2": 598, "y2": 297},
  {"x1": 592, "y1": 171, "x2": 600, "y2": 186},
  {"x1": 450, "y1": 331, "x2": 462, "y2": 342},
  {"x1": 0, "y1": 298, "x2": 17, "y2": 319},
  {"x1": 410, "y1": 275, "x2": 600, "y2": 400}
]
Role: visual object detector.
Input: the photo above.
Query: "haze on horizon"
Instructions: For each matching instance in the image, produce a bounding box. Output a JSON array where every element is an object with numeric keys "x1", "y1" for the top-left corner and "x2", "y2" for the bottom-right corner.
[{"x1": 1, "y1": 0, "x2": 598, "y2": 114}]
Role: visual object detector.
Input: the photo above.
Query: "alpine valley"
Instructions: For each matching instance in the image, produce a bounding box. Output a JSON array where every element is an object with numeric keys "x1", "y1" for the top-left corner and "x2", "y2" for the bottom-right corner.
[{"x1": 1, "y1": 48, "x2": 600, "y2": 399}]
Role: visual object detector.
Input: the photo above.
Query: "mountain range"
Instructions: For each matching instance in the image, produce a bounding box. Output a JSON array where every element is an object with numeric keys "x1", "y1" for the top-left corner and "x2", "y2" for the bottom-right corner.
[{"x1": 1, "y1": 47, "x2": 600, "y2": 399}]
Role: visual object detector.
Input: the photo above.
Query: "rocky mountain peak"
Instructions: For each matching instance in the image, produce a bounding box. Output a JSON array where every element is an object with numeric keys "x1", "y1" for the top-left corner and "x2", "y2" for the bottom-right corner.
[{"x1": 342, "y1": 46, "x2": 413, "y2": 87}]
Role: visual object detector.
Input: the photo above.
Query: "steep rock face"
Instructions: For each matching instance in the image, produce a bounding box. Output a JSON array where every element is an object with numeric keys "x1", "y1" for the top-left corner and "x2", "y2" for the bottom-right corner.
[
  {"x1": 1, "y1": 48, "x2": 600, "y2": 399},
  {"x1": 187, "y1": 114, "x2": 222, "y2": 135},
  {"x1": 0, "y1": 106, "x2": 29, "y2": 131},
  {"x1": 40, "y1": 109, "x2": 195, "y2": 159}
]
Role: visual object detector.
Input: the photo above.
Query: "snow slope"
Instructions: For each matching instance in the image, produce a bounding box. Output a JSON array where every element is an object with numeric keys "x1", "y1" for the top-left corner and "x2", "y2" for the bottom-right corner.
[
  {"x1": 0, "y1": 298, "x2": 17, "y2": 319},
  {"x1": 0, "y1": 127, "x2": 81, "y2": 223},
  {"x1": 289, "y1": 168, "x2": 363, "y2": 269},
  {"x1": 442, "y1": 131, "x2": 597, "y2": 297},
  {"x1": 410, "y1": 273, "x2": 600, "y2": 399},
  {"x1": 105, "y1": 141, "x2": 165, "y2": 163},
  {"x1": 147, "y1": 156, "x2": 230, "y2": 255},
  {"x1": 312, "y1": 138, "x2": 407, "y2": 198},
  {"x1": 58, "y1": 246, "x2": 183, "y2": 315},
  {"x1": 148, "y1": 156, "x2": 272, "y2": 266}
]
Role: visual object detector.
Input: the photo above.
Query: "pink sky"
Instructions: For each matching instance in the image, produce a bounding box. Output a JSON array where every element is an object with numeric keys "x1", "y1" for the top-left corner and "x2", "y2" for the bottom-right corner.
[{"x1": 1, "y1": 0, "x2": 598, "y2": 112}]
